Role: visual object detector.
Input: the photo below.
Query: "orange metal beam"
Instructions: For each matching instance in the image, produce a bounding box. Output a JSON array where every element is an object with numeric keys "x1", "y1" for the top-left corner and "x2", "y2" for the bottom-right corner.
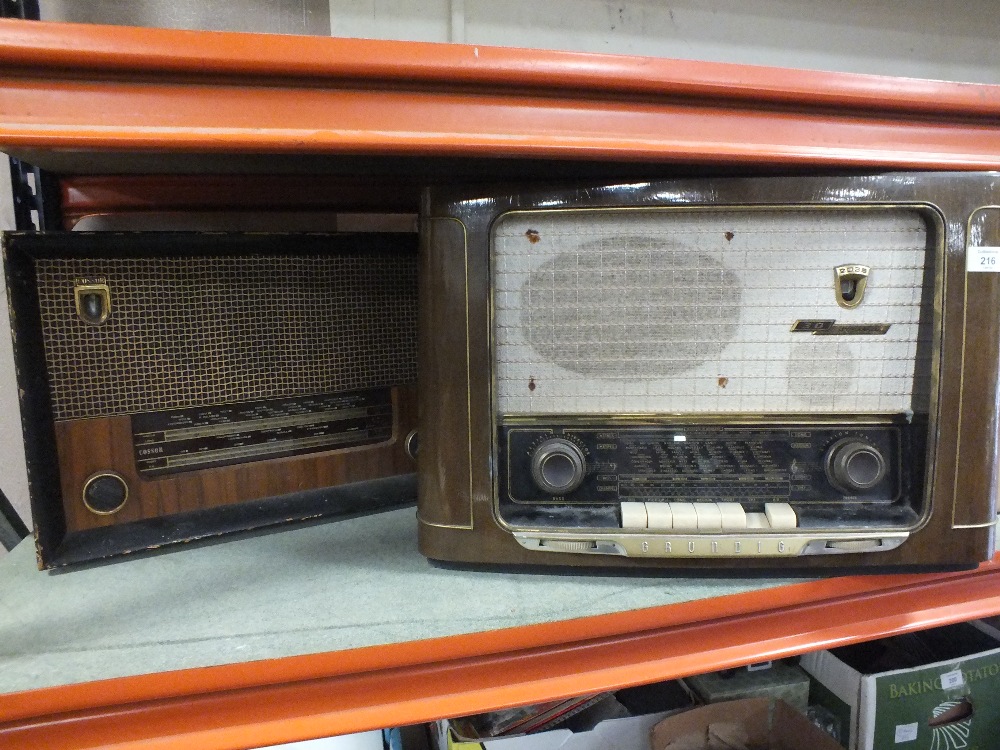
[
  {"x1": 2, "y1": 20, "x2": 1000, "y2": 167},
  {"x1": 4, "y1": 74, "x2": 1000, "y2": 168},
  {"x1": 1, "y1": 19, "x2": 1000, "y2": 118},
  {"x1": 3, "y1": 562, "x2": 1000, "y2": 750}
]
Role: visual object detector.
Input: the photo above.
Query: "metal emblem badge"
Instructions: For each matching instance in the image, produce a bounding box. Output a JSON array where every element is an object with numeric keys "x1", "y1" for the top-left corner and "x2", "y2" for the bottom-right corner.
[
  {"x1": 73, "y1": 278, "x2": 111, "y2": 326},
  {"x1": 834, "y1": 264, "x2": 870, "y2": 308}
]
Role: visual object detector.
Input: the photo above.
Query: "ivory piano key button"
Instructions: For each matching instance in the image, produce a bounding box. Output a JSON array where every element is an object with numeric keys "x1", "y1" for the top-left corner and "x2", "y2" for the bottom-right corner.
[
  {"x1": 694, "y1": 502, "x2": 723, "y2": 531},
  {"x1": 668, "y1": 502, "x2": 698, "y2": 531},
  {"x1": 646, "y1": 503, "x2": 673, "y2": 529},
  {"x1": 765, "y1": 502, "x2": 798, "y2": 529},
  {"x1": 717, "y1": 502, "x2": 747, "y2": 529},
  {"x1": 620, "y1": 501, "x2": 648, "y2": 529},
  {"x1": 745, "y1": 512, "x2": 769, "y2": 529}
]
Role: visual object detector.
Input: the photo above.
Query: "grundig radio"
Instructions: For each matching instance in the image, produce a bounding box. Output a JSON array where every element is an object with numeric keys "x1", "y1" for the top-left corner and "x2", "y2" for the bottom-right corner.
[
  {"x1": 418, "y1": 172, "x2": 1000, "y2": 569},
  {"x1": 5, "y1": 231, "x2": 417, "y2": 568}
]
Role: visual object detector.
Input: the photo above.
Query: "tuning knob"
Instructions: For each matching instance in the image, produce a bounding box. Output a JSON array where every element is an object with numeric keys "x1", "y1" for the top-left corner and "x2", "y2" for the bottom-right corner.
[
  {"x1": 82, "y1": 472, "x2": 129, "y2": 515},
  {"x1": 530, "y1": 438, "x2": 587, "y2": 495},
  {"x1": 825, "y1": 438, "x2": 886, "y2": 494}
]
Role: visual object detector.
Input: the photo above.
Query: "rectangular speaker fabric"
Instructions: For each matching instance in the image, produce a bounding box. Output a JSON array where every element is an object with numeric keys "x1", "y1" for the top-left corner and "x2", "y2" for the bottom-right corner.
[
  {"x1": 493, "y1": 208, "x2": 930, "y2": 416},
  {"x1": 5, "y1": 231, "x2": 418, "y2": 567}
]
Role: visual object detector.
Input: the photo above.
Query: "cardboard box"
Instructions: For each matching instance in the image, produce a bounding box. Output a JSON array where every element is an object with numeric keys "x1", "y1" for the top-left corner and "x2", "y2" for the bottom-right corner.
[
  {"x1": 800, "y1": 621, "x2": 1000, "y2": 750},
  {"x1": 683, "y1": 662, "x2": 811, "y2": 712},
  {"x1": 649, "y1": 698, "x2": 843, "y2": 750},
  {"x1": 436, "y1": 681, "x2": 693, "y2": 750},
  {"x1": 252, "y1": 730, "x2": 384, "y2": 750}
]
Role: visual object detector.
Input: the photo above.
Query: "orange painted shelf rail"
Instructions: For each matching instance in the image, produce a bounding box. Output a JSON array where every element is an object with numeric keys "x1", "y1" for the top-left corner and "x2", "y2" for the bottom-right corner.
[
  {"x1": 2, "y1": 17, "x2": 1000, "y2": 750},
  {"x1": 3, "y1": 19, "x2": 1000, "y2": 169},
  {"x1": 2, "y1": 509, "x2": 1000, "y2": 750}
]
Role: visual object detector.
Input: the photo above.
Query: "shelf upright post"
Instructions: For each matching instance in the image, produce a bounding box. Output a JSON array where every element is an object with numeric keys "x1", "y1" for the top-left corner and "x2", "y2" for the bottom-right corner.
[
  {"x1": 0, "y1": 487, "x2": 28, "y2": 551},
  {"x1": 2, "y1": 0, "x2": 62, "y2": 232},
  {"x1": 0, "y1": 0, "x2": 39, "y2": 20},
  {"x1": 0, "y1": 0, "x2": 52, "y2": 551},
  {"x1": 6, "y1": 156, "x2": 61, "y2": 231}
]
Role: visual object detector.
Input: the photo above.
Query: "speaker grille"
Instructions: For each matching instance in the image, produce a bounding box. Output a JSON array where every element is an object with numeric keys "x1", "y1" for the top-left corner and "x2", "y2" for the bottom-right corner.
[
  {"x1": 37, "y1": 252, "x2": 417, "y2": 421},
  {"x1": 493, "y1": 208, "x2": 933, "y2": 415}
]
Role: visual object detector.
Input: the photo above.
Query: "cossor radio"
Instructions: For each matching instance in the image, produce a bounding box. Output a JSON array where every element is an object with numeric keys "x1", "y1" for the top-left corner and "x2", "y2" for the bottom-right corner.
[
  {"x1": 417, "y1": 173, "x2": 1000, "y2": 569},
  {"x1": 5, "y1": 231, "x2": 418, "y2": 567}
]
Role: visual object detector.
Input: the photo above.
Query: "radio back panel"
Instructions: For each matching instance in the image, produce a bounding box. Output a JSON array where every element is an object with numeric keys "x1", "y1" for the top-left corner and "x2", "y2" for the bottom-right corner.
[{"x1": 418, "y1": 173, "x2": 1000, "y2": 570}]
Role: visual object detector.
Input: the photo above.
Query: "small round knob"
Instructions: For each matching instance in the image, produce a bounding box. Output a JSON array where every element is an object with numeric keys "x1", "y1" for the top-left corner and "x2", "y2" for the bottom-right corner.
[
  {"x1": 404, "y1": 429, "x2": 419, "y2": 461},
  {"x1": 530, "y1": 438, "x2": 586, "y2": 495},
  {"x1": 825, "y1": 438, "x2": 886, "y2": 494},
  {"x1": 82, "y1": 472, "x2": 129, "y2": 515}
]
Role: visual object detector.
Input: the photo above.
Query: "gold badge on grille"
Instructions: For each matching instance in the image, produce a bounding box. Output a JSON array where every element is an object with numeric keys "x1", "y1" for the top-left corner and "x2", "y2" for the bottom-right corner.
[
  {"x1": 834, "y1": 264, "x2": 870, "y2": 308},
  {"x1": 74, "y1": 279, "x2": 111, "y2": 326}
]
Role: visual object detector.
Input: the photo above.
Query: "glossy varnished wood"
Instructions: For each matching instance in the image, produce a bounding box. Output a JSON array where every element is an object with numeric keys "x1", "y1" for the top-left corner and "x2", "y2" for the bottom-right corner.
[
  {"x1": 418, "y1": 173, "x2": 1000, "y2": 570},
  {"x1": 53, "y1": 386, "x2": 417, "y2": 534}
]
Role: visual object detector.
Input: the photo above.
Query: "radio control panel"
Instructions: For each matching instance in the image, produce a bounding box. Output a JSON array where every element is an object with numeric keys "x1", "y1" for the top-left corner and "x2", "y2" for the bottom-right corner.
[
  {"x1": 497, "y1": 421, "x2": 925, "y2": 556},
  {"x1": 501, "y1": 423, "x2": 908, "y2": 506}
]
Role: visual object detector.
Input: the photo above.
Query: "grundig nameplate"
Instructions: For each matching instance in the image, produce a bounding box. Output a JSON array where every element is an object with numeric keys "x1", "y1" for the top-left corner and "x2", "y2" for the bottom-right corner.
[
  {"x1": 132, "y1": 388, "x2": 394, "y2": 477},
  {"x1": 791, "y1": 320, "x2": 892, "y2": 336}
]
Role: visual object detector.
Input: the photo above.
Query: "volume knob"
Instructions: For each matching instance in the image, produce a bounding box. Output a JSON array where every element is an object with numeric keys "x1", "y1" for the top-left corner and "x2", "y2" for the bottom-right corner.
[
  {"x1": 531, "y1": 438, "x2": 587, "y2": 495},
  {"x1": 825, "y1": 438, "x2": 886, "y2": 494}
]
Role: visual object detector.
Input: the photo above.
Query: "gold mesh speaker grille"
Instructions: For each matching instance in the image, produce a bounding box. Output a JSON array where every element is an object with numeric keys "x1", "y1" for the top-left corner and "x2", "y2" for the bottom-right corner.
[{"x1": 36, "y1": 253, "x2": 417, "y2": 421}]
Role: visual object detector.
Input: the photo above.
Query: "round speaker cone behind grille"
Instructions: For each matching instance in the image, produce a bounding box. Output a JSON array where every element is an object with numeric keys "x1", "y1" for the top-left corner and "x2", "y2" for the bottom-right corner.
[{"x1": 520, "y1": 243, "x2": 742, "y2": 377}]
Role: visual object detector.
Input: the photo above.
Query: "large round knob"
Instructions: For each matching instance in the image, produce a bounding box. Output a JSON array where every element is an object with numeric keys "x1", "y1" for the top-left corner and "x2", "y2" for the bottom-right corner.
[
  {"x1": 530, "y1": 438, "x2": 587, "y2": 495},
  {"x1": 825, "y1": 438, "x2": 886, "y2": 494}
]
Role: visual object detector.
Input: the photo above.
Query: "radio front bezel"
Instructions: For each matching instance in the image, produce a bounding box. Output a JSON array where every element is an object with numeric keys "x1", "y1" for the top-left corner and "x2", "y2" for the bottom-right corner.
[
  {"x1": 485, "y1": 200, "x2": 945, "y2": 550},
  {"x1": 417, "y1": 172, "x2": 1000, "y2": 569}
]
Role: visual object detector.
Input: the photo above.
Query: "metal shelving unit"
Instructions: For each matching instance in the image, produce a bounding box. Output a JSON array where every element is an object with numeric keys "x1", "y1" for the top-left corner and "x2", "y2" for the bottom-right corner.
[{"x1": 1, "y1": 17, "x2": 1000, "y2": 750}]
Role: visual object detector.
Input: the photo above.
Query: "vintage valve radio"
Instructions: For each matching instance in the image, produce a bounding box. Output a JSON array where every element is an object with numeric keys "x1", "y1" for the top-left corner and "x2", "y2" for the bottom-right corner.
[
  {"x1": 417, "y1": 172, "x2": 1000, "y2": 569},
  {"x1": 5, "y1": 231, "x2": 418, "y2": 567}
]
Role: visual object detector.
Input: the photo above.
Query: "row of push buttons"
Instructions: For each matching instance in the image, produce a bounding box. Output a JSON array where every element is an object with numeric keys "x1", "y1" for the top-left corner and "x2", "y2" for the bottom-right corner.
[{"x1": 620, "y1": 501, "x2": 798, "y2": 531}]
